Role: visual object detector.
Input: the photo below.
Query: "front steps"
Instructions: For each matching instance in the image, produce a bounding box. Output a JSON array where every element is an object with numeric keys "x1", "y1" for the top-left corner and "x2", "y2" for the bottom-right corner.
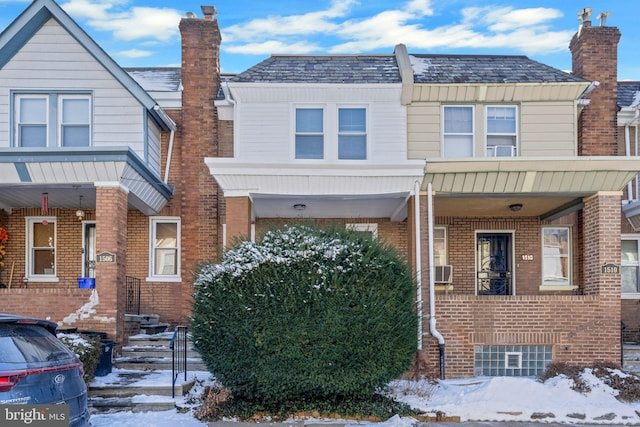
[
  {"x1": 623, "y1": 344, "x2": 640, "y2": 374},
  {"x1": 88, "y1": 324, "x2": 210, "y2": 414}
]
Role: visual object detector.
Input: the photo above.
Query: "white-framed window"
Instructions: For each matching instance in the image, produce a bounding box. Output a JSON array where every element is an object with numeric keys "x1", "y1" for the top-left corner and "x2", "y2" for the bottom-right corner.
[
  {"x1": 542, "y1": 226, "x2": 571, "y2": 286},
  {"x1": 16, "y1": 95, "x2": 48, "y2": 147},
  {"x1": 26, "y1": 217, "x2": 57, "y2": 280},
  {"x1": 295, "y1": 108, "x2": 324, "y2": 159},
  {"x1": 59, "y1": 95, "x2": 91, "y2": 147},
  {"x1": 346, "y1": 223, "x2": 378, "y2": 239},
  {"x1": 338, "y1": 108, "x2": 366, "y2": 160},
  {"x1": 443, "y1": 106, "x2": 474, "y2": 157},
  {"x1": 434, "y1": 226, "x2": 448, "y2": 266},
  {"x1": 486, "y1": 106, "x2": 517, "y2": 157},
  {"x1": 149, "y1": 217, "x2": 181, "y2": 280},
  {"x1": 14, "y1": 92, "x2": 91, "y2": 148},
  {"x1": 622, "y1": 237, "x2": 640, "y2": 295}
]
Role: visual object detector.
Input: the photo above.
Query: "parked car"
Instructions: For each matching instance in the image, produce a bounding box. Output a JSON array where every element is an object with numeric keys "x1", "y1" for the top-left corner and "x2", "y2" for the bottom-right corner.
[{"x1": 0, "y1": 313, "x2": 91, "y2": 426}]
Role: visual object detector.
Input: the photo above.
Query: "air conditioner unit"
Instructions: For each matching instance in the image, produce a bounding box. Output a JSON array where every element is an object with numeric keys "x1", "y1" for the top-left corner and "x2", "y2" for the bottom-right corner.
[
  {"x1": 434, "y1": 265, "x2": 452, "y2": 283},
  {"x1": 492, "y1": 145, "x2": 516, "y2": 157}
]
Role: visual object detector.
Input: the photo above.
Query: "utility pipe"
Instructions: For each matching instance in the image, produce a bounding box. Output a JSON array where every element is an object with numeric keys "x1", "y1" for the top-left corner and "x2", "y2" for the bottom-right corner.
[
  {"x1": 625, "y1": 109, "x2": 640, "y2": 200},
  {"x1": 414, "y1": 180, "x2": 423, "y2": 350},
  {"x1": 163, "y1": 130, "x2": 175, "y2": 184},
  {"x1": 427, "y1": 182, "x2": 446, "y2": 379}
]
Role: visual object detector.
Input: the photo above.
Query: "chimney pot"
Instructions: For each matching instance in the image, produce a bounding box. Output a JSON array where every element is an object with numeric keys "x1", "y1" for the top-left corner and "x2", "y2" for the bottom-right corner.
[{"x1": 201, "y1": 5, "x2": 217, "y2": 20}]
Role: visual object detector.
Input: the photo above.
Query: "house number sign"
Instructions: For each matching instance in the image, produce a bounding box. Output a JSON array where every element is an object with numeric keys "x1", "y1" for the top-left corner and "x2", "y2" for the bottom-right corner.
[
  {"x1": 96, "y1": 252, "x2": 116, "y2": 263},
  {"x1": 601, "y1": 263, "x2": 619, "y2": 274}
]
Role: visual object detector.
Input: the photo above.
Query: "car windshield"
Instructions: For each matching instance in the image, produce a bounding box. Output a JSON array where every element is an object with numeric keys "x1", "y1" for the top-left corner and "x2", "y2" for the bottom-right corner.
[{"x1": 0, "y1": 324, "x2": 74, "y2": 364}]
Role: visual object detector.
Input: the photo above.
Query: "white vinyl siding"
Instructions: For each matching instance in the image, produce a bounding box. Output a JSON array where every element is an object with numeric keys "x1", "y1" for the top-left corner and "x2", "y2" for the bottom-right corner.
[
  {"x1": 229, "y1": 85, "x2": 406, "y2": 163},
  {"x1": 0, "y1": 19, "x2": 148, "y2": 161}
]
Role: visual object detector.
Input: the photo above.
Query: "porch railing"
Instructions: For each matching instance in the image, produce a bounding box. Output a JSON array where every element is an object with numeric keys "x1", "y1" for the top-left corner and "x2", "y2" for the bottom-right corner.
[
  {"x1": 125, "y1": 276, "x2": 141, "y2": 315},
  {"x1": 170, "y1": 325, "x2": 188, "y2": 398}
]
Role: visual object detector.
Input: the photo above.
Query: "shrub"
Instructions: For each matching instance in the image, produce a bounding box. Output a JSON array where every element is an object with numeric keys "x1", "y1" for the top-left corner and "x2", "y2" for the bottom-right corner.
[
  {"x1": 191, "y1": 224, "x2": 418, "y2": 414},
  {"x1": 57, "y1": 333, "x2": 101, "y2": 385}
]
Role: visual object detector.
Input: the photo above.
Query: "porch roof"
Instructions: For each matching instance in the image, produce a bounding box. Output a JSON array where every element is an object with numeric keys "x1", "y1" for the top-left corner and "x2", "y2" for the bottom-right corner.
[
  {"x1": 205, "y1": 159, "x2": 425, "y2": 221},
  {"x1": 0, "y1": 147, "x2": 173, "y2": 215},
  {"x1": 423, "y1": 157, "x2": 640, "y2": 218}
]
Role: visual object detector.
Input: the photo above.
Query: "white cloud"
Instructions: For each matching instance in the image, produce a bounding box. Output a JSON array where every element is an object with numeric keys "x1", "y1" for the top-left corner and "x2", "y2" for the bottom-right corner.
[
  {"x1": 465, "y1": 6, "x2": 565, "y2": 32},
  {"x1": 117, "y1": 48, "x2": 153, "y2": 58},
  {"x1": 61, "y1": 0, "x2": 182, "y2": 42}
]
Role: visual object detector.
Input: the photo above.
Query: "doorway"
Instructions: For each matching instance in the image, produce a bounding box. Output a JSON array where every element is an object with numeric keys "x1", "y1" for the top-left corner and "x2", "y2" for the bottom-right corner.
[
  {"x1": 82, "y1": 222, "x2": 96, "y2": 278},
  {"x1": 477, "y1": 232, "x2": 513, "y2": 295}
]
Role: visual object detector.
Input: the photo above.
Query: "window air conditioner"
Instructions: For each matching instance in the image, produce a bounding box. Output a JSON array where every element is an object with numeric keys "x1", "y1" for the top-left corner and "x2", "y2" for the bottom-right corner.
[
  {"x1": 493, "y1": 145, "x2": 516, "y2": 157},
  {"x1": 434, "y1": 265, "x2": 452, "y2": 283}
]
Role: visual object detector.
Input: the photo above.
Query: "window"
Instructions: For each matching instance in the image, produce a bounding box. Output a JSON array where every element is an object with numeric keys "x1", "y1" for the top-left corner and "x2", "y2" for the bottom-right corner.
[
  {"x1": 542, "y1": 227, "x2": 570, "y2": 285},
  {"x1": 60, "y1": 95, "x2": 90, "y2": 147},
  {"x1": 26, "y1": 217, "x2": 56, "y2": 279},
  {"x1": 443, "y1": 106, "x2": 473, "y2": 157},
  {"x1": 14, "y1": 92, "x2": 91, "y2": 147},
  {"x1": 16, "y1": 95, "x2": 48, "y2": 147},
  {"x1": 486, "y1": 106, "x2": 517, "y2": 157},
  {"x1": 295, "y1": 108, "x2": 323, "y2": 159},
  {"x1": 346, "y1": 223, "x2": 378, "y2": 239},
  {"x1": 434, "y1": 226, "x2": 448, "y2": 266},
  {"x1": 338, "y1": 108, "x2": 366, "y2": 160},
  {"x1": 622, "y1": 238, "x2": 640, "y2": 294},
  {"x1": 149, "y1": 217, "x2": 180, "y2": 279}
]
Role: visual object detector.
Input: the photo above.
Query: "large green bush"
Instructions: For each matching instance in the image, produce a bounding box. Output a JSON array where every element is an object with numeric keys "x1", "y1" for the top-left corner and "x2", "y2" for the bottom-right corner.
[
  {"x1": 57, "y1": 333, "x2": 101, "y2": 385},
  {"x1": 191, "y1": 224, "x2": 418, "y2": 408}
]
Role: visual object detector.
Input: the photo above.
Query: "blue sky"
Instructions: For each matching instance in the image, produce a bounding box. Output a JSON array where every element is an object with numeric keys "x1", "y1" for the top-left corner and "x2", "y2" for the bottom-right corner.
[{"x1": 0, "y1": 0, "x2": 638, "y2": 80}]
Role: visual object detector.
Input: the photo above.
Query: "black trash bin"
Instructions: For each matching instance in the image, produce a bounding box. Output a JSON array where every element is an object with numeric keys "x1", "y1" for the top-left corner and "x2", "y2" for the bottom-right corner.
[{"x1": 94, "y1": 339, "x2": 115, "y2": 377}]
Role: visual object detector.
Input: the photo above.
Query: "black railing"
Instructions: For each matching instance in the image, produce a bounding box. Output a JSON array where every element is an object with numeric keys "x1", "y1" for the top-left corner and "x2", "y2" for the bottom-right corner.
[
  {"x1": 170, "y1": 325, "x2": 188, "y2": 398},
  {"x1": 125, "y1": 276, "x2": 141, "y2": 315}
]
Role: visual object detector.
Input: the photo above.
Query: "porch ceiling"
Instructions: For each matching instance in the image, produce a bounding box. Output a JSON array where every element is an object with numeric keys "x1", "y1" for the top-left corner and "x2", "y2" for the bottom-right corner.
[{"x1": 0, "y1": 148, "x2": 173, "y2": 215}]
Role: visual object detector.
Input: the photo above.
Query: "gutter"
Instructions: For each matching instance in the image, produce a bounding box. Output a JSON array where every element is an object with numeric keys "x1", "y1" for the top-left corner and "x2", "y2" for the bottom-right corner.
[{"x1": 414, "y1": 180, "x2": 423, "y2": 350}]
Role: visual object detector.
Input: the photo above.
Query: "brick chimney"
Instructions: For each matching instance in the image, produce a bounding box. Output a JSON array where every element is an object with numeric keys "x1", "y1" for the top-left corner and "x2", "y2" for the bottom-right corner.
[
  {"x1": 178, "y1": 6, "x2": 221, "y2": 311},
  {"x1": 570, "y1": 13, "x2": 621, "y2": 156}
]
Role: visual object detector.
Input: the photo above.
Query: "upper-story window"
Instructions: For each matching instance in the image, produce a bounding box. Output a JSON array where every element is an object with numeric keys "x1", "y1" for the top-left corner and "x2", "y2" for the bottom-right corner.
[
  {"x1": 486, "y1": 106, "x2": 517, "y2": 157},
  {"x1": 14, "y1": 93, "x2": 91, "y2": 148},
  {"x1": 338, "y1": 108, "x2": 366, "y2": 160},
  {"x1": 443, "y1": 106, "x2": 473, "y2": 157},
  {"x1": 295, "y1": 108, "x2": 324, "y2": 159},
  {"x1": 295, "y1": 106, "x2": 367, "y2": 160}
]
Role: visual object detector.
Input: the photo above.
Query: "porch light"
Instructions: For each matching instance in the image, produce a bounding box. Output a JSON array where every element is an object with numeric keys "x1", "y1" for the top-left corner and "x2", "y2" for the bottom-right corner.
[
  {"x1": 509, "y1": 203, "x2": 523, "y2": 212},
  {"x1": 293, "y1": 204, "x2": 307, "y2": 211},
  {"x1": 76, "y1": 196, "x2": 85, "y2": 220}
]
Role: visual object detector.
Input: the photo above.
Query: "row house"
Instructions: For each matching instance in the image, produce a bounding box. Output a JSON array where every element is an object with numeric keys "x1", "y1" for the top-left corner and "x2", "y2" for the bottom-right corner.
[{"x1": 1, "y1": 0, "x2": 639, "y2": 378}]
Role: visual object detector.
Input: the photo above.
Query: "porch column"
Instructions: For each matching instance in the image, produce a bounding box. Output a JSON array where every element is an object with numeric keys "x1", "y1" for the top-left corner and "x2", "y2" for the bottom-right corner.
[
  {"x1": 94, "y1": 183, "x2": 129, "y2": 343},
  {"x1": 226, "y1": 196, "x2": 252, "y2": 245},
  {"x1": 582, "y1": 191, "x2": 622, "y2": 299}
]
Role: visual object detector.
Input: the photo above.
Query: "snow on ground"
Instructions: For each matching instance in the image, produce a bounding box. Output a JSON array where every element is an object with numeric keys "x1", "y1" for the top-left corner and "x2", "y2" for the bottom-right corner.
[{"x1": 89, "y1": 369, "x2": 640, "y2": 426}]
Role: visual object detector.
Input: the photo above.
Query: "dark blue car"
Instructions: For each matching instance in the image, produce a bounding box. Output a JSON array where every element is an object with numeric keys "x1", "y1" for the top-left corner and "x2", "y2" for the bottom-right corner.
[{"x1": 0, "y1": 313, "x2": 91, "y2": 426}]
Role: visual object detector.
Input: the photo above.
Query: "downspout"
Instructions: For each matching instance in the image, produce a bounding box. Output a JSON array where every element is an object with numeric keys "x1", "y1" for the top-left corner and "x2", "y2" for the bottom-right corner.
[
  {"x1": 414, "y1": 181, "x2": 423, "y2": 350},
  {"x1": 427, "y1": 182, "x2": 446, "y2": 379}
]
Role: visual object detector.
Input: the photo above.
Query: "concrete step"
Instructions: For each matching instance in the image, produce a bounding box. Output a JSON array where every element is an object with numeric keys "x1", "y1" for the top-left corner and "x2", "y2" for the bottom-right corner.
[
  {"x1": 88, "y1": 371, "x2": 196, "y2": 398},
  {"x1": 114, "y1": 357, "x2": 208, "y2": 371},
  {"x1": 121, "y1": 346, "x2": 201, "y2": 359},
  {"x1": 88, "y1": 396, "x2": 177, "y2": 413}
]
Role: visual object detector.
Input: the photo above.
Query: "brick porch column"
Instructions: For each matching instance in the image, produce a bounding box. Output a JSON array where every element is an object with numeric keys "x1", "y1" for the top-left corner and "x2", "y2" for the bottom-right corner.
[
  {"x1": 225, "y1": 196, "x2": 252, "y2": 245},
  {"x1": 94, "y1": 183, "x2": 128, "y2": 343},
  {"x1": 582, "y1": 191, "x2": 622, "y2": 297}
]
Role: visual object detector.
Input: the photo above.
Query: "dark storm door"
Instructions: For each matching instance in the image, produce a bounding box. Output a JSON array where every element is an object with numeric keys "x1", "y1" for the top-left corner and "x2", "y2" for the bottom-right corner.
[
  {"x1": 477, "y1": 233, "x2": 513, "y2": 295},
  {"x1": 82, "y1": 222, "x2": 96, "y2": 278}
]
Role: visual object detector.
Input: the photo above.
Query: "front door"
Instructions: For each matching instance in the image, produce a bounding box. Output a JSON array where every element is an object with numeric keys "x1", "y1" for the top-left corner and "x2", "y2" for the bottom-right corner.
[
  {"x1": 82, "y1": 222, "x2": 96, "y2": 278},
  {"x1": 477, "y1": 233, "x2": 513, "y2": 295}
]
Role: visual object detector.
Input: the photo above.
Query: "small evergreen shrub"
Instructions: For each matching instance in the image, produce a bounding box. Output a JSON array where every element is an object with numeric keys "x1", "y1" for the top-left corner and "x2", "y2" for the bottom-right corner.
[
  {"x1": 191, "y1": 224, "x2": 418, "y2": 415},
  {"x1": 57, "y1": 333, "x2": 101, "y2": 385}
]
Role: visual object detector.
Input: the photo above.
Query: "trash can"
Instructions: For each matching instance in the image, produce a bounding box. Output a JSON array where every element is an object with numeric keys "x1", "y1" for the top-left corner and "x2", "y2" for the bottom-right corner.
[
  {"x1": 77, "y1": 278, "x2": 95, "y2": 289},
  {"x1": 94, "y1": 339, "x2": 115, "y2": 377}
]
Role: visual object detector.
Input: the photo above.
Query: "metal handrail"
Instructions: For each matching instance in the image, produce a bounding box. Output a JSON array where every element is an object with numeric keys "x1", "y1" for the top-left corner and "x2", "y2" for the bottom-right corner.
[
  {"x1": 125, "y1": 276, "x2": 141, "y2": 315},
  {"x1": 169, "y1": 325, "x2": 188, "y2": 398}
]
